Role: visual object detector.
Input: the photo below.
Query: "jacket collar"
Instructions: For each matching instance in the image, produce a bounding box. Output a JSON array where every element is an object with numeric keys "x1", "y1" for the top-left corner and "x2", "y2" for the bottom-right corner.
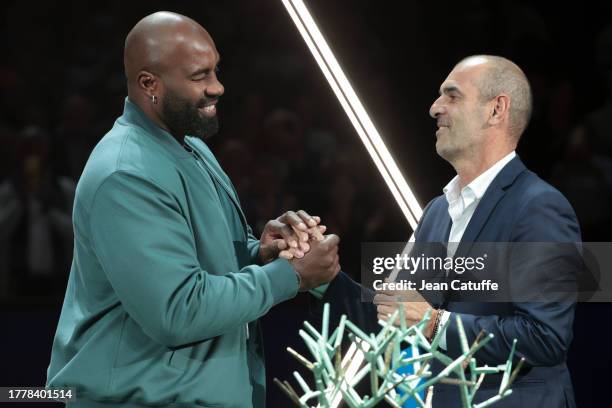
[{"x1": 119, "y1": 97, "x2": 192, "y2": 159}]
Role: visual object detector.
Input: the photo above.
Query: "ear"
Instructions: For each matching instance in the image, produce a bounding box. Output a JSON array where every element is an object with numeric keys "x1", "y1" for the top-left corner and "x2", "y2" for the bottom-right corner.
[
  {"x1": 137, "y1": 70, "x2": 160, "y2": 98},
  {"x1": 488, "y1": 94, "x2": 510, "y2": 126}
]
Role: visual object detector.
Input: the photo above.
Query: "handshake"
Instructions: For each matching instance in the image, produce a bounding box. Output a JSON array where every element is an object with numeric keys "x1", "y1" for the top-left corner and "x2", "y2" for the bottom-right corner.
[{"x1": 259, "y1": 210, "x2": 341, "y2": 291}]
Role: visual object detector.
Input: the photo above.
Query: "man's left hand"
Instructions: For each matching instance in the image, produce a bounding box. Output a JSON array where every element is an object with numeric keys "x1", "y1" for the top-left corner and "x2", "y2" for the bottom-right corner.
[{"x1": 373, "y1": 287, "x2": 438, "y2": 338}]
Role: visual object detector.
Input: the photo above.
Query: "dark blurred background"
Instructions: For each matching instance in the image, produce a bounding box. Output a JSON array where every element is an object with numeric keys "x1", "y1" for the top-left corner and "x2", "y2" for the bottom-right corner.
[{"x1": 1, "y1": 0, "x2": 611, "y2": 406}]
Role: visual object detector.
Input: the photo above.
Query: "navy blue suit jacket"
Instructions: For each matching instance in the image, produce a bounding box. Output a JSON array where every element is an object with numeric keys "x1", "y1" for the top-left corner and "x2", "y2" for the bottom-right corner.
[{"x1": 319, "y1": 156, "x2": 580, "y2": 407}]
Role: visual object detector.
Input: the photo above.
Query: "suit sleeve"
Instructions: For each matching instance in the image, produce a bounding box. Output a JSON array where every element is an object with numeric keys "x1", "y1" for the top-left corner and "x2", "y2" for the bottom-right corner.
[
  {"x1": 311, "y1": 197, "x2": 439, "y2": 335},
  {"x1": 89, "y1": 171, "x2": 298, "y2": 348},
  {"x1": 308, "y1": 272, "x2": 380, "y2": 337},
  {"x1": 445, "y1": 190, "x2": 581, "y2": 367}
]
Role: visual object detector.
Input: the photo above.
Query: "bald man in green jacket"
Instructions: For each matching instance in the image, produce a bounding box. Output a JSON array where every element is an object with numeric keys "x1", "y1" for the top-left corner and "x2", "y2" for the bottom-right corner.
[{"x1": 46, "y1": 12, "x2": 340, "y2": 408}]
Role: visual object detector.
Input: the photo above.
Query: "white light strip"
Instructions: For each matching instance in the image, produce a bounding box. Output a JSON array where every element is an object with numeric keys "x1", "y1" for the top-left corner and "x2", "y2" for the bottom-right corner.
[
  {"x1": 280, "y1": 0, "x2": 422, "y2": 230},
  {"x1": 280, "y1": 1, "x2": 425, "y2": 407},
  {"x1": 328, "y1": 340, "x2": 371, "y2": 407}
]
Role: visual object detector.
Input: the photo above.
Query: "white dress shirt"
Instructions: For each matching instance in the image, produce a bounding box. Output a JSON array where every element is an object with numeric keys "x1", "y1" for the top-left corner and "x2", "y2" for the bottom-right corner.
[{"x1": 436, "y1": 151, "x2": 516, "y2": 348}]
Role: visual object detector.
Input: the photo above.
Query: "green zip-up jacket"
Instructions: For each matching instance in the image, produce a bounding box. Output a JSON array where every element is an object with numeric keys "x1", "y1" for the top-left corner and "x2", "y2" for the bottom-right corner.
[{"x1": 46, "y1": 98, "x2": 299, "y2": 407}]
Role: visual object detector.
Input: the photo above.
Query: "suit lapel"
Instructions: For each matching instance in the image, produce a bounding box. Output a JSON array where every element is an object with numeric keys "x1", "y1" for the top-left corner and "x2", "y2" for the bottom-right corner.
[
  {"x1": 441, "y1": 214, "x2": 452, "y2": 242},
  {"x1": 418, "y1": 198, "x2": 453, "y2": 242},
  {"x1": 454, "y1": 187, "x2": 506, "y2": 258},
  {"x1": 454, "y1": 156, "x2": 527, "y2": 258}
]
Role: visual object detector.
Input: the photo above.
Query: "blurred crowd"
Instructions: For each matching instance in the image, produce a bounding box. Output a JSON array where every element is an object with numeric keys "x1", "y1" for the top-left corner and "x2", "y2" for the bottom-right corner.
[{"x1": 0, "y1": 1, "x2": 611, "y2": 305}]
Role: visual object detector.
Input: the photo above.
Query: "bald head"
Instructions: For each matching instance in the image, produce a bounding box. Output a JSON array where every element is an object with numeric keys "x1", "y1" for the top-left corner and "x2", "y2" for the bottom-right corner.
[
  {"x1": 456, "y1": 55, "x2": 533, "y2": 139},
  {"x1": 124, "y1": 12, "x2": 215, "y2": 88},
  {"x1": 123, "y1": 12, "x2": 224, "y2": 142}
]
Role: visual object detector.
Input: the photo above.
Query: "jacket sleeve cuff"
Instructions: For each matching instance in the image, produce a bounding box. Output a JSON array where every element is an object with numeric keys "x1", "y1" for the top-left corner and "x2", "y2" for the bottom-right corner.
[
  {"x1": 247, "y1": 238, "x2": 263, "y2": 265},
  {"x1": 260, "y1": 257, "x2": 300, "y2": 302}
]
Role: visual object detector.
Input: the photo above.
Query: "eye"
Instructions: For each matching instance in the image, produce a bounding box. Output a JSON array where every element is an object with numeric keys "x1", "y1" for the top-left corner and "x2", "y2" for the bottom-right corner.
[{"x1": 192, "y1": 66, "x2": 220, "y2": 81}]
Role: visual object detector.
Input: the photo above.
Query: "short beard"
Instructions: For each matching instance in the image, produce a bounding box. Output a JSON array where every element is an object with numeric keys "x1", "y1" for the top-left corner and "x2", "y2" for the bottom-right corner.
[{"x1": 161, "y1": 88, "x2": 219, "y2": 142}]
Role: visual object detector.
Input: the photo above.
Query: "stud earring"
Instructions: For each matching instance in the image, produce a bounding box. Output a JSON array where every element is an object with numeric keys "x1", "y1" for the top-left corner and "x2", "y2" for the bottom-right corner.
[{"x1": 151, "y1": 95, "x2": 158, "y2": 104}]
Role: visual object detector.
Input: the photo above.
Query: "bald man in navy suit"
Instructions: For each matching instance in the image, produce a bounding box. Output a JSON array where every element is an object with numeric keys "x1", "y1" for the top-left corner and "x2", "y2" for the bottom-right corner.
[{"x1": 318, "y1": 55, "x2": 581, "y2": 407}]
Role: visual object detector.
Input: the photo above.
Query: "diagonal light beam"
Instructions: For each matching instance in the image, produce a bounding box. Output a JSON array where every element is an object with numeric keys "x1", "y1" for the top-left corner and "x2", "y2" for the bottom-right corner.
[
  {"x1": 280, "y1": 1, "x2": 425, "y2": 407},
  {"x1": 280, "y1": 0, "x2": 422, "y2": 231}
]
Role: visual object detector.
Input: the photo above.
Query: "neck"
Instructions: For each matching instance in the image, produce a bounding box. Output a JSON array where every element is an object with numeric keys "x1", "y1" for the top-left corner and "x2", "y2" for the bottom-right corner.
[
  {"x1": 452, "y1": 148, "x2": 513, "y2": 188},
  {"x1": 128, "y1": 95, "x2": 174, "y2": 135}
]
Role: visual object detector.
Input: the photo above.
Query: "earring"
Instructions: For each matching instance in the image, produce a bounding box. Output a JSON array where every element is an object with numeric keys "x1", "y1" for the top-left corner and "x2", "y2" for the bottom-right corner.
[{"x1": 151, "y1": 95, "x2": 158, "y2": 104}]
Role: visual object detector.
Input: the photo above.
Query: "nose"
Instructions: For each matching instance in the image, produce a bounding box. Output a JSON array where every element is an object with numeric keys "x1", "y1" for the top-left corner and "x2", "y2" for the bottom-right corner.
[
  {"x1": 429, "y1": 96, "x2": 444, "y2": 119},
  {"x1": 207, "y1": 75, "x2": 224, "y2": 97}
]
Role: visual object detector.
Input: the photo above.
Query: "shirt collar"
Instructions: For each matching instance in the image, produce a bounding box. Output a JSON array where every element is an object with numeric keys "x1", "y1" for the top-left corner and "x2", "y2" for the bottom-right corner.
[
  {"x1": 443, "y1": 150, "x2": 516, "y2": 205},
  {"x1": 443, "y1": 175, "x2": 462, "y2": 204}
]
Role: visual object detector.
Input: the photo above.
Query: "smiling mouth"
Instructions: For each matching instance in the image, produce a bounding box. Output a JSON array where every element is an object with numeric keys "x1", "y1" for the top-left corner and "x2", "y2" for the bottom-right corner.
[
  {"x1": 436, "y1": 126, "x2": 449, "y2": 137},
  {"x1": 199, "y1": 104, "x2": 217, "y2": 116}
]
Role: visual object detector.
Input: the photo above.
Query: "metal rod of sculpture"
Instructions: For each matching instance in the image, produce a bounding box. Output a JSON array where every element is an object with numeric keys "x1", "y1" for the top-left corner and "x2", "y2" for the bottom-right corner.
[{"x1": 275, "y1": 303, "x2": 523, "y2": 408}]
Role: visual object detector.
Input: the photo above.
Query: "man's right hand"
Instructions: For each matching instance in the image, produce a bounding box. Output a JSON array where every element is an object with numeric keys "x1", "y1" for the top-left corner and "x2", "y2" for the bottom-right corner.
[
  {"x1": 259, "y1": 210, "x2": 320, "y2": 264},
  {"x1": 290, "y1": 234, "x2": 341, "y2": 291}
]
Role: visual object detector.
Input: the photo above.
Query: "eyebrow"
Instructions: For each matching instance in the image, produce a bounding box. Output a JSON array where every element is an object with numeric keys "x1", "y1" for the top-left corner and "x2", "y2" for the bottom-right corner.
[{"x1": 439, "y1": 85, "x2": 463, "y2": 96}]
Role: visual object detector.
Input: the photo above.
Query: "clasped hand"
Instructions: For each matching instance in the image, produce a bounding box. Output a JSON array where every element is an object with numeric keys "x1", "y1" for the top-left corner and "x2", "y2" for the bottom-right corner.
[{"x1": 259, "y1": 210, "x2": 340, "y2": 291}]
